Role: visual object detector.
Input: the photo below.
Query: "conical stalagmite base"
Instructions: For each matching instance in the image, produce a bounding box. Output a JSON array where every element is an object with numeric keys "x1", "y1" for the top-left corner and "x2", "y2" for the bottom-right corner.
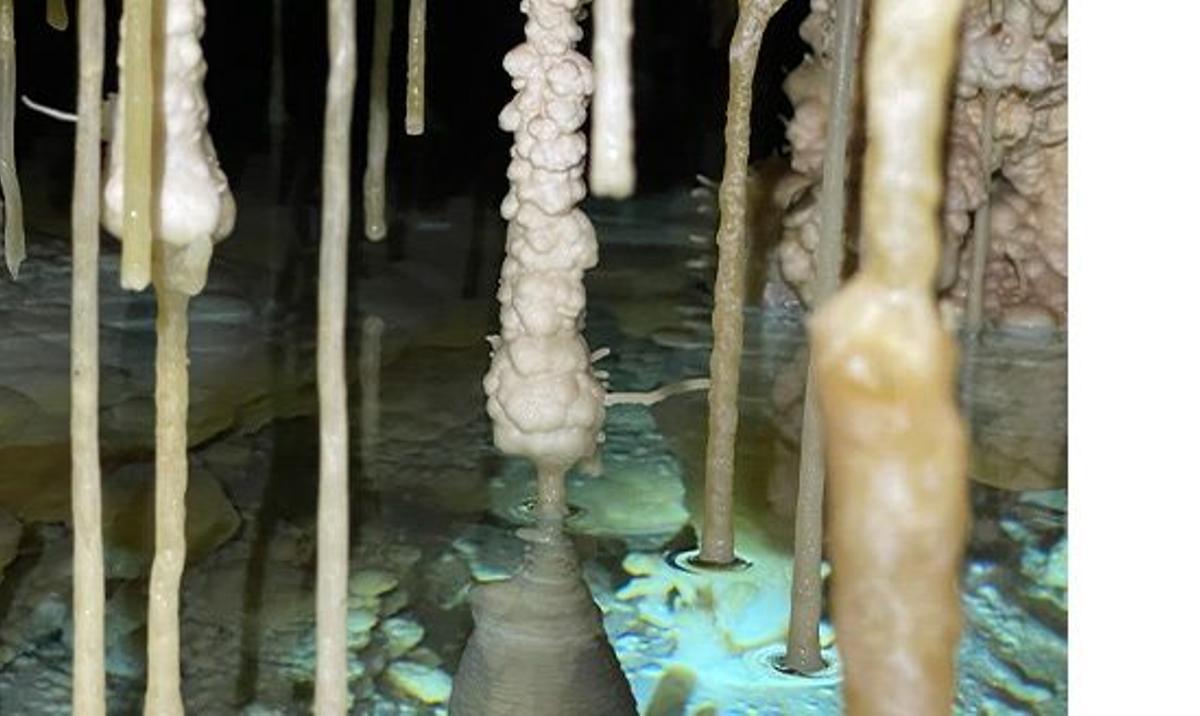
[{"x1": 449, "y1": 523, "x2": 636, "y2": 716}]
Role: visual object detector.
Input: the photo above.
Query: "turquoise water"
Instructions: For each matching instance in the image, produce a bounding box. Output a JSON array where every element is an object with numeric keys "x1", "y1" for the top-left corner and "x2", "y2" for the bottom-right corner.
[{"x1": 0, "y1": 189, "x2": 1066, "y2": 714}]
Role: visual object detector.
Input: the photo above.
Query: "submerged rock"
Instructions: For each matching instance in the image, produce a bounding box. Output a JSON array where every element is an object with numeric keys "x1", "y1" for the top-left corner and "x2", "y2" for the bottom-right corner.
[
  {"x1": 384, "y1": 661, "x2": 452, "y2": 705},
  {"x1": 103, "y1": 462, "x2": 241, "y2": 579}
]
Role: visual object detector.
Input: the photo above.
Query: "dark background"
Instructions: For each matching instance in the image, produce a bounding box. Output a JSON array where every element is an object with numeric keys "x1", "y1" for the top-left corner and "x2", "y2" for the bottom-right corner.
[{"x1": 12, "y1": 0, "x2": 813, "y2": 222}]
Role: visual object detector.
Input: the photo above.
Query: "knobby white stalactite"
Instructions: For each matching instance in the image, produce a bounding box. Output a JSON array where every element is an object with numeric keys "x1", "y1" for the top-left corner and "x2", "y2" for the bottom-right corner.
[
  {"x1": 405, "y1": 0, "x2": 426, "y2": 135},
  {"x1": 0, "y1": 0, "x2": 26, "y2": 279},
  {"x1": 70, "y1": 0, "x2": 106, "y2": 712},
  {"x1": 101, "y1": 0, "x2": 237, "y2": 712},
  {"x1": 314, "y1": 0, "x2": 356, "y2": 711},
  {"x1": 589, "y1": 0, "x2": 635, "y2": 198},
  {"x1": 482, "y1": 0, "x2": 605, "y2": 520}
]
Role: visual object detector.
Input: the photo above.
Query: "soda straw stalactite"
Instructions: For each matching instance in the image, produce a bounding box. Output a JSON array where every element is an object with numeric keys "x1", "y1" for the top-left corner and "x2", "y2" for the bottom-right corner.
[
  {"x1": 784, "y1": 0, "x2": 862, "y2": 675},
  {"x1": 405, "y1": 0, "x2": 426, "y2": 136},
  {"x1": 47, "y1": 0, "x2": 68, "y2": 30},
  {"x1": 364, "y1": 0, "x2": 394, "y2": 241},
  {"x1": 314, "y1": 0, "x2": 356, "y2": 711},
  {"x1": 118, "y1": 0, "x2": 154, "y2": 291},
  {"x1": 809, "y1": 0, "x2": 969, "y2": 712},
  {"x1": 0, "y1": 0, "x2": 26, "y2": 279},
  {"x1": 70, "y1": 0, "x2": 106, "y2": 710},
  {"x1": 699, "y1": 0, "x2": 787, "y2": 566},
  {"x1": 589, "y1": 0, "x2": 635, "y2": 198}
]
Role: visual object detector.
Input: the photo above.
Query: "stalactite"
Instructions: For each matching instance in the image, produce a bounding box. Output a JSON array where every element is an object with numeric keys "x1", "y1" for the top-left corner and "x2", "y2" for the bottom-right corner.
[
  {"x1": 117, "y1": 0, "x2": 154, "y2": 291},
  {"x1": 809, "y1": 0, "x2": 969, "y2": 712},
  {"x1": 458, "y1": 2, "x2": 635, "y2": 711},
  {"x1": 589, "y1": 0, "x2": 635, "y2": 198},
  {"x1": 47, "y1": 0, "x2": 69, "y2": 31},
  {"x1": 364, "y1": 0, "x2": 395, "y2": 241},
  {"x1": 405, "y1": 0, "x2": 426, "y2": 136},
  {"x1": 784, "y1": 0, "x2": 862, "y2": 675},
  {"x1": 0, "y1": 0, "x2": 25, "y2": 279},
  {"x1": 699, "y1": 0, "x2": 787, "y2": 566},
  {"x1": 482, "y1": 0, "x2": 604, "y2": 520},
  {"x1": 314, "y1": 0, "x2": 356, "y2": 711},
  {"x1": 70, "y1": 0, "x2": 106, "y2": 711}
]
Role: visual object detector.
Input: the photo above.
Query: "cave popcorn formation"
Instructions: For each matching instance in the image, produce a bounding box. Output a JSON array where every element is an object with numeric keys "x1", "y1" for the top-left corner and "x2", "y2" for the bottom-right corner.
[
  {"x1": 483, "y1": 0, "x2": 605, "y2": 518},
  {"x1": 103, "y1": 0, "x2": 236, "y2": 296},
  {"x1": 777, "y1": 0, "x2": 1067, "y2": 328}
]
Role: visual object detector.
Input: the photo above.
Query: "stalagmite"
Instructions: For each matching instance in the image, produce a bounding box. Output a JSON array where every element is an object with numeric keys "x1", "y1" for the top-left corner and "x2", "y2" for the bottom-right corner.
[
  {"x1": 364, "y1": 0, "x2": 395, "y2": 241},
  {"x1": 146, "y1": 281, "x2": 190, "y2": 716},
  {"x1": 405, "y1": 0, "x2": 426, "y2": 136},
  {"x1": 809, "y1": 0, "x2": 969, "y2": 712},
  {"x1": 450, "y1": 524, "x2": 637, "y2": 715},
  {"x1": 461, "y1": 1, "x2": 634, "y2": 712},
  {"x1": 116, "y1": 0, "x2": 154, "y2": 291},
  {"x1": 699, "y1": 0, "x2": 787, "y2": 566},
  {"x1": 47, "y1": 0, "x2": 69, "y2": 31},
  {"x1": 0, "y1": 0, "x2": 25, "y2": 279},
  {"x1": 589, "y1": 0, "x2": 635, "y2": 198},
  {"x1": 784, "y1": 0, "x2": 861, "y2": 675},
  {"x1": 315, "y1": 0, "x2": 356, "y2": 711},
  {"x1": 70, "y1": 0, "x2": 106, "y2": 711},
  {"x1": 101, "y1": 0, "x2": 237, "y2": 711}
]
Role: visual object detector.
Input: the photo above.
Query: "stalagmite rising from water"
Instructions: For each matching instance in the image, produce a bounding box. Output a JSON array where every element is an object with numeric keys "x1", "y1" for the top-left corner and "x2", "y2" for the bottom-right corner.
[
  {"x1": 314, "y1": 0, "x2": 356, "y2": 711},
  {"x1": 102, "y1": 0, "x2": 237, "y2": 711},
  {"x1": 364, "y1": 0, "x2": 395, "y2": 240},
  {"x1": 809, "y1": 0, "x2": 969, "y2": 712},
  {"x1": 71, "y1": 0, "x2": 106, "y2": 711},
  {"x1": 589, "y1": 0, "x2": 635, "y2": 198},
  {"x1": 699, "y1": 0, "x2": 788, "y2": 566},
  {"x1": 459, "y1": 0, "x2": 635, "y2": 712},
  {"x1": 0, "y1": 0, "x2": 26, "y2": 279},
  {"x1": 785, "y1": 0, "x2": 861, "y2": 675},
  {"x1": 405, "y1": 0, "x2": 426, "y2": 135}
]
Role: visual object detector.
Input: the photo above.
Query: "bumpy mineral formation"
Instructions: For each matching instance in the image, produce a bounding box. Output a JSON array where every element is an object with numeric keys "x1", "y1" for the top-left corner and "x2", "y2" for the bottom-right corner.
[
  {"x1": 483, "y1": 0, "x2": 605, "y2": 503},
  {"x1": 102, "y1": 0, "x2": 237, "y2": 297},
  {"x1": 776, "y1": 0, "x2": 1068, "y2": 327}
]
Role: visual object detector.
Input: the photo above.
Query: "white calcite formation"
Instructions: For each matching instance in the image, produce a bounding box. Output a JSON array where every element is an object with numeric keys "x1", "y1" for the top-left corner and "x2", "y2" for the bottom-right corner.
[
  {"x1": 944, "y1": 0, "x2": 1067, "y2": 326},
  {"x1": 775, "y1": 0, "x2": 1068, "y2": 326},
  {"x1": 483, "y1": 0, "x2": 605, "y2": 473},
  {"x1": 102, "y1": 0, "x2": 236, "y2": 295}
]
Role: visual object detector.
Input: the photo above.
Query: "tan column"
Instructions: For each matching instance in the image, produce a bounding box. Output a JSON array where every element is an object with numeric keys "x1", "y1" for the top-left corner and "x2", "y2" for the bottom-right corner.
[{"x1": 314, "y1": 0, "x2": 357, "y2": 711}]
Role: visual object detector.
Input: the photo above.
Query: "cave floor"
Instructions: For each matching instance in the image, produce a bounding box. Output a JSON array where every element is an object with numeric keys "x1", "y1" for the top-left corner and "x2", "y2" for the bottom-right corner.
[{"x1": 0, "y1": 177, "x2": 1065, "y2": 714}]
